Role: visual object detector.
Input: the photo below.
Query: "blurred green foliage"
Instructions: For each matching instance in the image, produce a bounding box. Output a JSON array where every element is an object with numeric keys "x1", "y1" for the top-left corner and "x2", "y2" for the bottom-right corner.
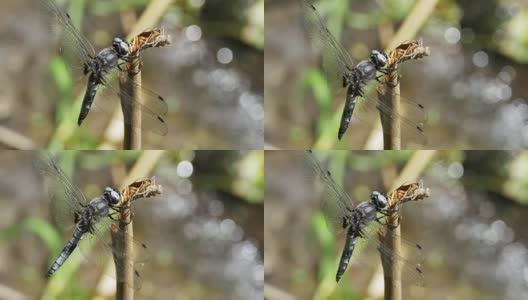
[{"x1": 234, "y1": 151, "x2": 264, "y2": 203}]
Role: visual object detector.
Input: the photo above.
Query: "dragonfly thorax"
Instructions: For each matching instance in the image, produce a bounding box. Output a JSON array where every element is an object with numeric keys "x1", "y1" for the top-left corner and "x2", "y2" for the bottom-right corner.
[{"x1": 83, "y1": 48, "x2": 120, "y2": 76}]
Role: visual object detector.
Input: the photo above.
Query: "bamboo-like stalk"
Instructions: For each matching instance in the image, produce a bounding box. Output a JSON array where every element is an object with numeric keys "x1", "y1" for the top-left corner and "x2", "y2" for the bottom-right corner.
[
  {"x1": 120, "y1": 28, "x2": 170, "y2": 150},
  {"x1": 362, "y1": 0, "x2": 439, "y2": 150},
  {"x1": 111, "y1": 151, "x2": 164, "y2": 300},
  {"x1": 379, "y1": 150, "x2": 436, "y2": 300},
  {"x1": 378, "y1": 40, "x2": 430, "y2": 150},
  {"x1": 120, "y1": 59, "x2": 142, "y2": 149},
  {"x1": 114, "y1": 205, "x2": 134, "y2": 300},
  {"x1": 379, "y1": 68, "x2": 401, "y2": 150}
]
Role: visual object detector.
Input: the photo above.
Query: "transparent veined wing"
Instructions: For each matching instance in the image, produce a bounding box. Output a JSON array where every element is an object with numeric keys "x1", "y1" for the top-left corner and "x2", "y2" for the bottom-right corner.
[
  {"x1": 39, "y1": 0, "x2": 95, "y2": 69},
  {"x1": 350, "y1": 83, "x2": 428, "y2": 145},
  {"x1": 33, "y1": 152, "x2": 88, "y2": 231},
  {"x1": 301, "y1": 150, "x2": 358, "y2": 232},
  {"x1": 76, "y1": 216, "x2": 150, "y2": 290},
  {"x1": 346, "y1": 221, "x2": 426, "y2": 287},
  {"x1": 91, "y1": 70, "x2": 169, "y2": 136},
  {"x1": 302, "y1": 0, "x2": 355, "y2": 93}
]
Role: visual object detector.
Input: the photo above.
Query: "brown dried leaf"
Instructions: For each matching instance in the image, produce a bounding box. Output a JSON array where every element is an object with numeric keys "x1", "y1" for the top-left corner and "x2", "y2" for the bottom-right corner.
[
  {"x1": 386, "y1": 39, "x2": 430, "y2": 68},
  {"x1": 387, "y1": 180, "x2": 430, "y2": 209},
  {"x1": 128, "y1": 29, "x2": 171, "y2": 55},
  {"x1": 120, "y1": 177, "x2": 162, "y2": 205}
]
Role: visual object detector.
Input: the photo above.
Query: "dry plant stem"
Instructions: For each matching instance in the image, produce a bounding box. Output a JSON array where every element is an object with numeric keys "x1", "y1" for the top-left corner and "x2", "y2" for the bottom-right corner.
[
  {"x1": 120, "y1": 58, "x2": 142, "y2": 149},
  {"x1": 0, "y1": 126, "x2": 35, "y2": 149},
  {"x1": 379, "y1": 151, "x2": 435, "y2": 300},
  {"x1": 112, "y1": 179, "x2": 163, "y2": 300},
  {"x1": 379, "y1": 68, "x2": 401, "y2": 150},
  {"x1": 378, "y1": 40, "x2": 429, "y2": 150},
  {"x1": 114, "y1": 204, "x2": 134, "y2": 300},
  {"x1": 381, "y1": 182, "x2": 430, "y2": 300},
  {"x1": 362, "y1": 0, "x2": 439, "y2": 150},
  {"x1": 382, "y1": 212, "x2": 402, "y2": 300},
  {"x1": 113, "y1": 178, "x2": 163, "y2": 300},
  {"x1": 117, "y1": 176, "x2": 163, "y2": 298}
]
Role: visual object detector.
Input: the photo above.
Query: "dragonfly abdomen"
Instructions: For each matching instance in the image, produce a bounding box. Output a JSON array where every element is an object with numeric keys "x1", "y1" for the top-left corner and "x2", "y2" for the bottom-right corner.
[
  {"x1": 338, "y1": 81, "x2": 363, "y2": 140},
  {"x1": 336, "y1": 225, "x2": 359, "y2": 282},
  {"x1": 78, "y1": 73, "x2": 100, "y2": 125},
  {"x1": 46, "y1": 223, "x2": 87, "y2": 278}
]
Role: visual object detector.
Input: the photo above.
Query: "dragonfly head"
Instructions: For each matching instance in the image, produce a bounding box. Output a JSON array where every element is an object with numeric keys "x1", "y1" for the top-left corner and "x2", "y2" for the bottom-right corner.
[
  {"x1": 371, "y1": 191, "x2": 388, "y2": 209},
  {"x1": 112, "y1": 38, "x2": 130, "y2": 57},
  {"x1": 370, "y1": 50, "x2": 388, "y2": 69},
  {"x1": 103, "y1": 187, "x2": 121, "y2": 205}
]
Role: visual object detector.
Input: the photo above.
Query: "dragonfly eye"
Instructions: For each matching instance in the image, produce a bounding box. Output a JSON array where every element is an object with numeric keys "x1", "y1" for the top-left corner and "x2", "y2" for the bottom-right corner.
[
  {"x1": 104, "y1": 187, "x2": 121, "y2": 205},
  {"x1": 371, "y1": 191, "x2": 388, "y2": 208},
  {"x1": 370, "y1": 50, "x2": 388, "y2": 68},
  {"x1": 112, "y1": 38, "x2": 130, "y2": 56}
]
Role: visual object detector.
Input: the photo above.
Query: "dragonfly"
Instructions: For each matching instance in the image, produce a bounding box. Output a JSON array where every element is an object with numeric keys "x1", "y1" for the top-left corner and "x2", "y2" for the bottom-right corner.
[
  {"x1": 34, "y1": 153, "x2": 149, "y2": 289},
  {"x1": 40, "y1": 0, "x2": 168, "y2": 135},
  {"x1": 303, "y1": 150, "x2": 424, "y2": 284},
  {"x1": 302, "y1": 1, "x2": 426, "y2": 142}
]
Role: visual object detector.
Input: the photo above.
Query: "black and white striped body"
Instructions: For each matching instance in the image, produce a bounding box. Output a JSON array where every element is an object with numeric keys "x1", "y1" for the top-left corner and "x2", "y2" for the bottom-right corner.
[
  {"x1": 46, "y1": 191, "x2": 118, "y2": 278},
  {"x1": 338, "y1": 52, "x2": 387, "y2": 140},
  {"x1": 78, "y1": 39, "x2": 130, "y2": 126},
  {"x1": 336, "y1": 196, "x2": 385, "y2": 282}
]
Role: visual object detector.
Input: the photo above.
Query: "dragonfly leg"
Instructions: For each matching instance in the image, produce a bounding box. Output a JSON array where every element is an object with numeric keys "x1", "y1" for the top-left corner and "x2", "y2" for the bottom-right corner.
[
  {"x1": 108, "y1": 211, "x2": 120, "y2": 221},
  {"x1": 117, "y1": 59, "x2": 141, "y2": 75},
  {"x1": 378, "y1": 67, "x2": 389, "y2": 75},
  {"x1": 376, "y1": 216, "x2": 392, "y2": 226},
  {"x1": 87, "y1": 223, "x2": 96, "y2": 234}
]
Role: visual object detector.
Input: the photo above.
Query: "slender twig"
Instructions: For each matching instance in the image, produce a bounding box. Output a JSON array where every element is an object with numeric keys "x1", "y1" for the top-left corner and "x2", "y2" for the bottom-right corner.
[
  {"x1": 0, "y1": 126, "x2": 36, "y2": 149},
  {"x1": 362, "y1": 0, "x2": 439, "y2": 150},
  {"x1": 120, "y1": 62, "x2": 141, "y2": 149},
  {"x1": 379, "y1": 181, "x2": 430, "y2": 300},
  {"x1": 378, "y1": 151, "x2": 436, "y2": 300},
  {"x1": 264, "y1": 283, "x2": 297, "y2": 300},
  {"x1": 378, "y1": 40, "x2": 430, "y2": 150},
  {"x1": 110, "y1": 151, "x2": 164, "y2": 300},
  {"x1": 120, "y1": 29, "x2": 171, "y2": 149},
  {"x1": 113, "y1": 177, "x2": 162, "y2": 300}
]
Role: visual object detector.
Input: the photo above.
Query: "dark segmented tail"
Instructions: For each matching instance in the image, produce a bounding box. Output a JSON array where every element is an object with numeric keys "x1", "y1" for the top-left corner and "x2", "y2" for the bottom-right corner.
[
  {"x1": 338, "y1": 85, "x2": 359, "y2": 140},
  {"x1": 336, "y1": 226, "x2": 358, "y2": 282},
  {"x1": 46, "y1": 224, "x2": 86, "y2": 278},
  {"x1": 78, "y1": 73, "x2": 99, "y2": 126}
]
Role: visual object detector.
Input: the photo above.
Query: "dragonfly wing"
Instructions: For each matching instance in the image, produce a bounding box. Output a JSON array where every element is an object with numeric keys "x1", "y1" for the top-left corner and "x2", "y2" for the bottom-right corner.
[
  {"x1": 349, "y1": 222, "x2": 426, "y2": 287},
  {"x1": 33, "y1": 152, "x2": 88, "y2": 231},
  {"x1": 89, "y1": 71, "x2": 169, "y2": 136},
  {"x1": 302, "y1": 150, "x2": 357, "y2": 232},
  {"x1": 40, "y1": 0, "x2": 95, "y2": 69},
  {"x1": 352, "y1": 86, "x2": 428, "y2": 145},
  {"x1": 115, "y1": 81, "x2": 169, "y2": 136},
  {"x1": 302, "y1": 1, "x2": 355, "y2": 92},
  {"x1": 75, "y1": 216, "x2": 149, "y2": 290}
]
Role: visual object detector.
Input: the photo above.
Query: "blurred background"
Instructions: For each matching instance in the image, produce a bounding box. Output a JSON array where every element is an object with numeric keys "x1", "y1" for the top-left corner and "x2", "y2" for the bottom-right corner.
[
  {"x1": 0, "y1": 150, "x2": 264, "y2": 299},
  {"x1": 265, "y1": 150, "x2": 528, "y2": 299},
  {"x1": 265, "y1": 0, "x2": 528, "y2": 149},
  {"x1": 0, "y1": 0, "x2": 264, "y2": 150}
]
